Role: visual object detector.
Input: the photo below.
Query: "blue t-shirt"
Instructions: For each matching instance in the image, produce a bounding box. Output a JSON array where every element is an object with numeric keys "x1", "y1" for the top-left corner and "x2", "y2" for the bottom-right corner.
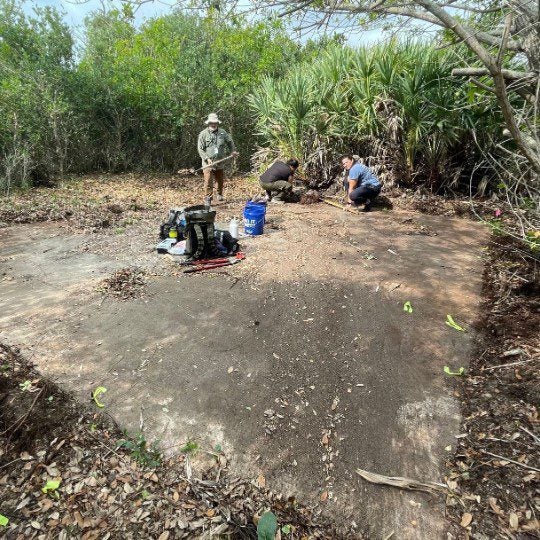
[{"x1": 348, "y1": 163, "x2": 380, "y2": 188}]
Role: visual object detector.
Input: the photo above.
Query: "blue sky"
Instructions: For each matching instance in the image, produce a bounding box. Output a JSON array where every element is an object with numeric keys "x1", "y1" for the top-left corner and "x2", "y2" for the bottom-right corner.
[{"x1": 26, "y1": 0, "x2": 386, "y2": 45}]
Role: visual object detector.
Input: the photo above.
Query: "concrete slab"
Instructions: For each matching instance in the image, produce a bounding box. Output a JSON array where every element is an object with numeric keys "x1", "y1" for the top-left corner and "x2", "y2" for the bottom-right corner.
[{"x1": 0, "y1": 206, "x2": 487, "y2": 539}]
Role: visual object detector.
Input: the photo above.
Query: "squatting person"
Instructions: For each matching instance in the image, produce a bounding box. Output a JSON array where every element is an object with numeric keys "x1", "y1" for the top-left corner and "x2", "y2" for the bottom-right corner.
[
  {"x1": 259, "y1": 158, "x2": 299, "y2": 203},
  {"x1": 197, "y1": 113, "x2": 238, "y2": 205},
  {"x1": 341, "y1": 155, "x2": 381, "y2": 211}
]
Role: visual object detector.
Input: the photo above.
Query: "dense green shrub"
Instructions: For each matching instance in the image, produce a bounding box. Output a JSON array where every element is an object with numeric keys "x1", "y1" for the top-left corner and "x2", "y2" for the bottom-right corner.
[
  {"x1": 0, "y1": 1, "x2": 301, "y2": 190},
  {"x1": 249, "y1": 41, "x2": 505, "y2": 192}
]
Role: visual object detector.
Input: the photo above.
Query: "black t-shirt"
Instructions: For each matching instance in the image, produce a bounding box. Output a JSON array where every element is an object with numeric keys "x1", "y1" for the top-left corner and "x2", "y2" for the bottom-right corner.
[{"x1": 260, "y1": 161, "x2": 291, "y2": 183}]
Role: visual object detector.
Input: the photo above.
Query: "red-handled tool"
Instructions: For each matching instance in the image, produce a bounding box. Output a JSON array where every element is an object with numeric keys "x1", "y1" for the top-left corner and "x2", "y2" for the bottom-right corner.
[
  {"x1": 183, "y1": 257, "x2": 243, "y2": 273},
  {"x1": 180, "y1": 252, "x2": 245, "y2": 266}
]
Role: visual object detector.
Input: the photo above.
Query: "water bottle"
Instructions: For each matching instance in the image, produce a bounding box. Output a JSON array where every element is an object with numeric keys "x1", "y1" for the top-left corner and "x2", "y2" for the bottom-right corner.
[{"x1": 229, "y1": 218, "x2": 239, "y2": 239}]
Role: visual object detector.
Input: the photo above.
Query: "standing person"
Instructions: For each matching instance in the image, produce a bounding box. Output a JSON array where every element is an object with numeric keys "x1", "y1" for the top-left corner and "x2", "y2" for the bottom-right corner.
[
  {"x1": 197, "y1": 113, "x2": 238, "y2": 205},
  {"x1": 341, "y1": 155, "x2": 381, "y2": 211},
  {"x1": 259, "y1": 158, "x2": 299, "y2": 203}
]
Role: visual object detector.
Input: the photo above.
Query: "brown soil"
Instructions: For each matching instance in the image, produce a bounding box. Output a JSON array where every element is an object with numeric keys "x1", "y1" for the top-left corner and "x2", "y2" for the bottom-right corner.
[
  {"x1": 445, "y1": 236, "x2": 540, "y2": 539},
  {"x1": 1, "y1": 174, "x2": 536, "y2": 539},
  {"x1": 0, "y1": 343, "x2": 352, "y2": 539}
]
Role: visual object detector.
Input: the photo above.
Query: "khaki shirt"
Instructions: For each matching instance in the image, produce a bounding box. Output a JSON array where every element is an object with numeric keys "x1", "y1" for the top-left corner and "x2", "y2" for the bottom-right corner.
[{"x1": 197, "y1": 127, "x2": 236, "y2": 169}]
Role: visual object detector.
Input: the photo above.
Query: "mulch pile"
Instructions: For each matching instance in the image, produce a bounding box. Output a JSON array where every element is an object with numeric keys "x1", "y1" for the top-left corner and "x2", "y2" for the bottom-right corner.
[
  {"x1": 97, "y1": 267, "x2": 147, "y2": 300},
  {"x1": 446, "y1": 236, "x2": 539, "y2": 539},
  {"x1": 0, "y1": 344, "x2": 352, "y2": 539}
]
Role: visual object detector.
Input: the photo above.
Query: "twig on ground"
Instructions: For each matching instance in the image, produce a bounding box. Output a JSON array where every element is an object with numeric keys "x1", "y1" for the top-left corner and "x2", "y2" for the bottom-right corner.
[
  {"x1": 356, "y1": 468, "x2": 447, "y2": 494},
  {"x1": 480, "y1": 450, "x2": 540, "y2": 472},
  {"x1": 519, "y1": 427, "x2": 540, "y2": 445},
  {"x1": 0, "y1": 457, "x2": 22, "y2": 470},
  {"x1": 1, "y1": 387, "x2": 44, "y2": 436},
  {"x1": 483, "y1": 358, "x2": 533, "y2": 370}
]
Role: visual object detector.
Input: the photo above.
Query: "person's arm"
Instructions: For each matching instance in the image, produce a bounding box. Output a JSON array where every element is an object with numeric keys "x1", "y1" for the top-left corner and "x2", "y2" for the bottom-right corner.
[
  {"x1": 347, "y1": 165, "x2": 361, "y2": 203},
  {"x1": 347, "y1": 178, "x2": 358, "y2": 203},
  {"x1": 198, "y1": 132, "x2": 209, "y2": 162}
]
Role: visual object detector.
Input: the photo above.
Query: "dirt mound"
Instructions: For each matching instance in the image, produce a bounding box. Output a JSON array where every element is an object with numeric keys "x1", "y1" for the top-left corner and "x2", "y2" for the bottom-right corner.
[{"x1": 0, "y1": 343, "x2": 354, "y2": 539}]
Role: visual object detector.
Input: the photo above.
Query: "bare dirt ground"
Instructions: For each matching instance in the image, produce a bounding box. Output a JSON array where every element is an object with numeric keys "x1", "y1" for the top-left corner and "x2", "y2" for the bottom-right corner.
[{"x1": 0, "y1": 174, "x2": 495, "y2": 538}]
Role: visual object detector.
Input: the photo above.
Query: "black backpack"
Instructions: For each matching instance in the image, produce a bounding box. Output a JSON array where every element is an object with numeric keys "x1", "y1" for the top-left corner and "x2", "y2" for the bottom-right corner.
[{"x1": 183, "y1": 205, "x2": 219, "y2": 260}]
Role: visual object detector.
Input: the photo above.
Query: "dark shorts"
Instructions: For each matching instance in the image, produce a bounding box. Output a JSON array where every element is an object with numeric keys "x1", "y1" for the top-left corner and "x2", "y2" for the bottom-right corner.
[{"x1": 349, "y1": 184, "x2": 381, "y2": 205}]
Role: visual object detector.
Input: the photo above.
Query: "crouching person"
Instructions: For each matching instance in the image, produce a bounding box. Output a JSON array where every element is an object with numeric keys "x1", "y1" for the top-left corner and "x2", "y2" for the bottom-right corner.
[
  {"x1": 341, "y1": 155, "x2": 381, "y2": 211},
  {"x1": 259, "y1": 158, "x2": 299, "y2": 204}
]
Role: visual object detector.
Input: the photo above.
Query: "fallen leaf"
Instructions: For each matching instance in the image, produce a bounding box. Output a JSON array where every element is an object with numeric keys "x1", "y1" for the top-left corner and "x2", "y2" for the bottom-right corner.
[
  {"x1": 321, "y1": 434, "x2": 329, "y2": 446},
  {"x1": 446, "y1": 314, "x2": 465, "y2": 332},
  {"x1": 444, "y1": 366, "x2": 465, "y2": 376},
  {"x1": 92, "y1": 386, "x2": 107, "y2": 408},
  {"x1": 331, "y1": 397, "x2": 339, "y2": 411},
  {"x1": 40, "y1": 498, "x2": 54, "y2": 511},
  {"x1": 256, "y1": 473, "x2": 266, "y2": 488},
  {"x1": 460, "y1": 513, "x2": 473, "y2": 527},
  {"x1": 257, "y1": 511, "x2": 277, "y2": 540},
  {"x1": 509, "y1": 513, "x2": 519, "y2": 529},
  {"x1": 488, "y1": 497, "x2": 503, "y2": 516},
  {"x1": 227, "y1": 367, "x2": 234, "y2": 374},
  {"x1": 320, "y1": 491, "x2": 328, "y2": 502},
  {"x1": 158, "y1": 532, "x2": 170, "y2": 540}
]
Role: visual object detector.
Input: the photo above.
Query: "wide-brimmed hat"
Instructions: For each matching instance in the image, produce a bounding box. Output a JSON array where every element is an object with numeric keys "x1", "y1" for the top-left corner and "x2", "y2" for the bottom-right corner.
[{"x1": 205, "y1": 113, "x2": 221, "y2": 124}]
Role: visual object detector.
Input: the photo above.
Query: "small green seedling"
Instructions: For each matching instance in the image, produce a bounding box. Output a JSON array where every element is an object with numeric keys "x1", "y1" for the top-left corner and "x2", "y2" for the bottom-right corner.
[
  {"x1": 117, "y1": 432, "x2": 161, "y2": 468},
  {"x1": 257, "y1": 511, "x2": 278, "y2": 540},
  {"x1": 281, "y1": 524, "x2": 292, "y2": 534},
  {"x1": 0, "y1": 514, "x2": 9, "y2": 526},
  {"x1": 180, "y1": 440, "x2": 199, "y2": 455},
  {"x1": 403, "y1": 301, "x2": 413, "y2": 313},
  {"x1": 19, "y1": 380, "x2": 32, "y2": 392},
  {"x1": 42, "y1": 479, "x2": 61, "y2": 498}
]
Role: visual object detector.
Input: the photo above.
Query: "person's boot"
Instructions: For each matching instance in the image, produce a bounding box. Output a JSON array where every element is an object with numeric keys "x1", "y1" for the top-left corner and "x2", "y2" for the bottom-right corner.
[
  {"x1": 271, "y1": 194, "x2": 285, "y2": 204},
  {"x1": 363, "y1": 199, "x2": 372, "y2": 212},
  {"x1": 204, "y1": 195, "x2": 212, "y2": 208}
]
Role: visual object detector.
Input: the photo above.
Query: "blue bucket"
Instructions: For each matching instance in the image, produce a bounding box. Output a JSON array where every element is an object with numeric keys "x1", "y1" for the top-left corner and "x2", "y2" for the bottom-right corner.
[{"x1": 243, "y1": 201, "x2": 266, "y2": 235}]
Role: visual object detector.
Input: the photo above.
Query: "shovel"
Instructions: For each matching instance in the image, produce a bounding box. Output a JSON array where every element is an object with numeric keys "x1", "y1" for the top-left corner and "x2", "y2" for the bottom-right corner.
[{"x1": 178, "y1": 154, "x2": 236, "y2": 175}]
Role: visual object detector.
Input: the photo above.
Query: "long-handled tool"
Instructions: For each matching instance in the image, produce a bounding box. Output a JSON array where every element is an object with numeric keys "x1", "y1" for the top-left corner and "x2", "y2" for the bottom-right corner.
[
  {"x1": 177, "y1": 155, "x2": 237, "y2": 176},
  {"x1": 180, "y1": 252, "x2": 245, "y2": 266},
  {"x1": 195, "y1": 154, "x2": 237, "y2": 172},
  {"x1": 323, "y1": 198, "x2": 360, "y2": 214},
  {"x1": 183, "y1": 255, "x2": 244, "y2": 273}
]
